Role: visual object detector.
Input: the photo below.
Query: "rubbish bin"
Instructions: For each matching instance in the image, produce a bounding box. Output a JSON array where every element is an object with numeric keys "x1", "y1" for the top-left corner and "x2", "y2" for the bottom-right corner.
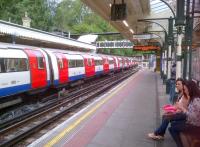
[
  {"x1": 166, "y1": 79, "x2": 170, "y2": 94},
  {"x1": 163, "y1": 74, "x2": 167, "y2": 84}
]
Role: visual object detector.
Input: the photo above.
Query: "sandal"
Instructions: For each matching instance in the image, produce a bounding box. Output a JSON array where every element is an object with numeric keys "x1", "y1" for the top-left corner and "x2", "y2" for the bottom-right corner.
[{"x1": 148, "y1": 133, "x2": 164, "y2": 140}]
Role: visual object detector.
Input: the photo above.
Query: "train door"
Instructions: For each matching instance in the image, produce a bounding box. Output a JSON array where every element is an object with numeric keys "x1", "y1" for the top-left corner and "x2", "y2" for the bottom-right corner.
[
  {"x1": 24, "y1": 49, "x2": 47, "y2": 89},
  {"x1": 55, "y1": 53, "x2": 68, "y2": 84},
  {"x1": 122, "y1": 58, "x2": 125, "y2": 69},
  {"x1": 84, "y1": 57, "x2": 95, "y2": 77},
  {"x1": 103, "y1": 57, "x2": 109, "y2": 73},
  {"x1": 113, "y1": 57, "x2": 117, "y2": 71}
]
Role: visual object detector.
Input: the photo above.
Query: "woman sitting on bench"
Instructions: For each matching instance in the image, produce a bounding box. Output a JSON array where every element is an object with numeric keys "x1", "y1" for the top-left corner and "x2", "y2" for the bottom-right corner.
[
  {"x1": 148, "y1": 78, "x2": 189, "y2": 140},
  {"x1": 168, "y1": 80, "x2": 200, "y2": 147}
]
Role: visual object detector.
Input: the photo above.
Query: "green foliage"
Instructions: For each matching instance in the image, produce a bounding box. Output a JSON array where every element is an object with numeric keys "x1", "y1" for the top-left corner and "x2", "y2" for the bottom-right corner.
[
  {"x1": 53, "y1": 0, "x2": 118, "y2": 41},
  {"x1": 0, "y1": 0, "x2": 54, "y2": 31}
]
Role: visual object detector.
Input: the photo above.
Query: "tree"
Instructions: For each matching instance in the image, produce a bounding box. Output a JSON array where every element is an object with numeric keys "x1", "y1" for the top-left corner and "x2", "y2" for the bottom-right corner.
[
  {"x1": 53, "y1": 0, "x2": 118, "y2": 41},
  {"x1": 0, "y1": 0, "x2": 54, "y2": 31}
]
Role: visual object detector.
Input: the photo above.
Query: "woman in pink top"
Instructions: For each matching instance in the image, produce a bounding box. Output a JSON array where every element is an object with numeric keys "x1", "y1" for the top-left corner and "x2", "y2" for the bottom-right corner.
[{"x1": 148, "y1": 78, "x2": 189, "y2": 140}]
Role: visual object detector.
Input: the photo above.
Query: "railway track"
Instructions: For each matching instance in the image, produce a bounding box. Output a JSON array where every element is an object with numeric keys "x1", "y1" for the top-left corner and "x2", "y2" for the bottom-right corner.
[
  {"x1": 0, "y1": 69, "x2": 138, "y2": 147},
  {"x1": 0, "y1": 70, "x2": 128, "y2": 130}
]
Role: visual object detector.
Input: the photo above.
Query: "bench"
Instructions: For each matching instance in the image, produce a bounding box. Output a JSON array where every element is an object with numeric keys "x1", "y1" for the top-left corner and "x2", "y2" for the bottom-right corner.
[{"x1": 180, "y1": 127, "x2": 200, "y2": 147}]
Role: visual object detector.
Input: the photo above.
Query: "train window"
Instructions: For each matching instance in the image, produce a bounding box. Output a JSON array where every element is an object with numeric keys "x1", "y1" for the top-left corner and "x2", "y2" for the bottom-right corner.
[
  {"x1": 69, "y1": 60, "x2": 76, "y2": 68},
  {"x1": 57, "y1": 58, "x2": 64, "y2": 69},
  {"x1": 5, "y1": 58, "x2": 18, "y2": 72},
  {"x1": 95, "y1": 60, "x2": 102, "y2": 66},
  {"x1": 0, "y1": 58, "x2": 6, "y2": 73},
  {"x1": 87, "y1": 58, "x2": 92, "y2": 66},
  {"x1": 3, "y1": 58, "x2": 28, "y2": 72},
  {"x1": 109, "y1": 60, "x2": 114, "y2": 64},
  {"x1": 104, "y1": 59, "x2": 109, "y2": 64},
  {"x1": 37, "y1": 57, "x2": 45, "y2": 69},
  {"x1": 76, "y1": 60, "x2": 84, "y2": 67},
  {"x1": 99, "y1": 60, "x2": 101, "y2": 65},
  {"x1": 94, "y1": 60, "x2": 98, "y2": 66},
  {"x1": 18, "y1": 59, "x2": 28, "y2": 71}
]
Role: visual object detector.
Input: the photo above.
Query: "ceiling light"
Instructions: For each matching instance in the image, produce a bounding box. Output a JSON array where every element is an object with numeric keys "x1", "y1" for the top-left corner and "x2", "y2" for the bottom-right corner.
[
  {"x1": 109, "y1": 3, "x2": 112, "y2": 7},
  {"x1": 129, "y1": 29, "x2": 134, "y2": 33},
  {"x1": 123, "y1": 20, "x2": 129, "y2": 27}
]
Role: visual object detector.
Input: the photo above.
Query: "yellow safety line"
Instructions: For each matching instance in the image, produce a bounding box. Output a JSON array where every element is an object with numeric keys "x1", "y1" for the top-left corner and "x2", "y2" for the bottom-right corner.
[{"x1": 44, "y1": 73, "x2": 138, "y2": 147}]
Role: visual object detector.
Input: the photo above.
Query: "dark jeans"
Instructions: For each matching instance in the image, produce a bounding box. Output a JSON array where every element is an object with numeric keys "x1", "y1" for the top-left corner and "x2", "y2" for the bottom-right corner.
[
  {"x1": 154, "y1": 113, "x2": 186, "y2": 136},
  {"x1": 168, "y1": 120, "x2": 188, "y2": 147}
]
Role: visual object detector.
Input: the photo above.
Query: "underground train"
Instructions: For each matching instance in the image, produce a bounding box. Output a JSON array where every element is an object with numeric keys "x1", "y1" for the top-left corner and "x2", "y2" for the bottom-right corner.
[{"x1": 0, "y1": 43, "x2": 137, "y2": 98}]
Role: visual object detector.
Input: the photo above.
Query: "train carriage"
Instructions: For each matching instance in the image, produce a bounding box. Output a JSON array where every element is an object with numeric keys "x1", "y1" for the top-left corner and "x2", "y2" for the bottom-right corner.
[
  {"x1": 93, "y1": 56, "x2": 103, "y2": 75},
  {"x1": 108, "y1": 57, "x2": 114, "y2": 72},
  {"x1": 65, "y1": 54, "x2": 85, "y2": 81},
  {"x1": 112, "y1": 57, "x2": 118, "y2": 72}
]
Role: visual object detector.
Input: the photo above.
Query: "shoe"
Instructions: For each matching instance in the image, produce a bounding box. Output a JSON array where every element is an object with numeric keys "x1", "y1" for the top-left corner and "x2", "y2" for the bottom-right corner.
[{"x1": 148, "y1": 133, "x2": 164, "y2": 140}]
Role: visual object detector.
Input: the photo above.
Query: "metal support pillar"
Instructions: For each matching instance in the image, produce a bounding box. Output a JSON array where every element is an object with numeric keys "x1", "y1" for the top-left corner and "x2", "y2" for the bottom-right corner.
[
  {"x1": 175, "y1": 0, "x2": 185, "y2": 79},
  {"x1": 176, "y1": 27, "x2": 183, "y2": 79},
  {"x1": 167, "y1": 45, "x2": 172, "y2": 79},
  {"x1": 164, "y1": 50, "x2": 167, "y2": 75},
  {"x1": 160, "y1": 47, "x2": 163, "y2": 78},
  {"x1": 167, "y1": 17, "x2": 174, "y2": 80},
  {"x1": 189, "y1": 0, "x2": 195, "y2": 80}
]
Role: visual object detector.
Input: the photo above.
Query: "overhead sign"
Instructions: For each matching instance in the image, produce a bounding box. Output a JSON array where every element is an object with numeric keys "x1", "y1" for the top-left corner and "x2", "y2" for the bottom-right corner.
[
  {"x1": 133, "y1": 45, "x2": 160, "y2": 51},
  {"x1": 96, "y1": 40, "x2": 133, "y2": 48}
]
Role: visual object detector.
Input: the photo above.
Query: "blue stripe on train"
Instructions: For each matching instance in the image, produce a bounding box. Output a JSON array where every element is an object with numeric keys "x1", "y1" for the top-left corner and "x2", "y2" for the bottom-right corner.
[
  {"x1": 95, "y1": 71, "x2": 103, "y2": 75},
  {"x1": 53, "y1": 80, "x2": 59, "y2": 86},
  {"x1": 47, "y1": 80, "x2": 51, "y2": 86},
  {"x1": 0, "y1": 84, "x2": 31, "y2": 97},
  {"x1": 69, "y1": 74, "x2": 85, "y2": 81}
]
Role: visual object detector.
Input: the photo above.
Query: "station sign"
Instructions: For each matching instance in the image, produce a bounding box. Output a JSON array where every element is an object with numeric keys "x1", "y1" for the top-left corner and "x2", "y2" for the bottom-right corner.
[
  {"x1": 133, "y1": 45, "x2": 160, "y2": 51},
  {"x1": 96, "y1": 40, "x2": 133, "y2": 48}
]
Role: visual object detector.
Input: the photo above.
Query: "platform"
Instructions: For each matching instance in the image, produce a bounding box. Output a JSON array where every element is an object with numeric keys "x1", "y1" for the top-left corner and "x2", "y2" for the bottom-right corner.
[{"x1": 28, "y1": 70, "x2": 176, "y2": 147}]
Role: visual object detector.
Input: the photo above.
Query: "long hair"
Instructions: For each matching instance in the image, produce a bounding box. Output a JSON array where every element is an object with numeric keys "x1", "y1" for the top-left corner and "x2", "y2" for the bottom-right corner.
[{"x1": 185, "y1": 80, "x2": 200, "y2": 102}]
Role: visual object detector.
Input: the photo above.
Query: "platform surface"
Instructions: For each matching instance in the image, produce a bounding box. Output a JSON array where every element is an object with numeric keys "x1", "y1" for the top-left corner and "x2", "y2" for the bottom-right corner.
[{"x1": 28, "y1": 70, "x2": 176, "y2": 147}]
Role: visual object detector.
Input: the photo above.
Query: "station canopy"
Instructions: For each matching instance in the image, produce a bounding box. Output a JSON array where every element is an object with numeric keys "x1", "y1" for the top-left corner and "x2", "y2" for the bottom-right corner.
[
  {"x1": 0, "y1": 20, "x2": 96, "y2": 52},
  {"x1": 81, "y1": 0, "x2": 176, "y2": 44}
]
